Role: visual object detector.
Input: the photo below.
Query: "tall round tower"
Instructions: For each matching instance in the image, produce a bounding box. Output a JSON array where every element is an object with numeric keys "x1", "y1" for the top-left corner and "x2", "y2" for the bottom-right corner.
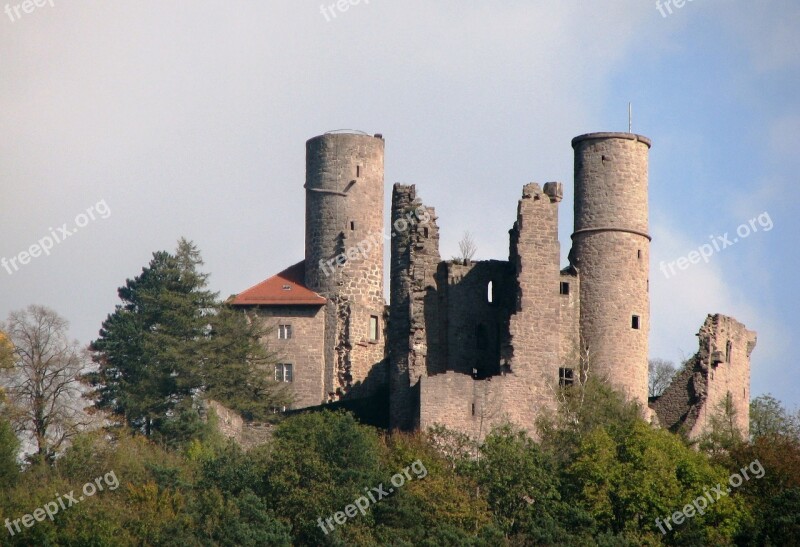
[
  {"x1": 304, "y1": 131, "x2": 386, "y2": 399},
  {"x1": 570, "y1": 132, "x2": 651, "y2": 405}
]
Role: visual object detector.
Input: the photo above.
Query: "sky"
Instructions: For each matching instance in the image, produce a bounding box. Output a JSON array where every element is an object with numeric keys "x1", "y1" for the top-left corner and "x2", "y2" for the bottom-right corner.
[{"x1": 1, "y1": 1, "x2": 798, "y2": 408}]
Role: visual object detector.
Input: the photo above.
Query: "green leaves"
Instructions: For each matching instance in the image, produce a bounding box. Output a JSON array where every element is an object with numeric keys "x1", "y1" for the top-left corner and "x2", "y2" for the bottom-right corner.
[{"x1": 87, "y1": 238, "x2": 289, "y2": 444}]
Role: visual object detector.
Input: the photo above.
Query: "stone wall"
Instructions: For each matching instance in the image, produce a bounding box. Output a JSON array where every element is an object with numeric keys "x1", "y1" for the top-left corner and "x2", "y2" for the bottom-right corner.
[
  {"x1": 439, "y1": 260, "x2": 515, "y2": 377},
  {"x1": 253, "y1": 305, "x2": 326, "y2": 408},
  {"x1": 651, "y1": 314, "x2": 756, "y2": 439},
  {"x1": 419, "y1": 372, "x2": 538, "y2": 440},
  {"x1": 558, "y1": 266, "x2": 581, "y2": 368},
  {"x1": 505, "y1": 182, "x2": 564, "y2": 422},
  {"x1": 206, "y1": 400, "x2": 274, "y2": 450},
  {"x1": 388, "y1": 184, "x2": 440, "y2": 430},
  {"x1": 390, "y1": 183, "x2": 564, "y2": 437}
]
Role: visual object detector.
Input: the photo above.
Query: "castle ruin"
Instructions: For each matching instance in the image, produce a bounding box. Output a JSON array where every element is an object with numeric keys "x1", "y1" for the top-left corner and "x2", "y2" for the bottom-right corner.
[{"x1": 230, "y1": 130, "x2": 756, "y2": 441}]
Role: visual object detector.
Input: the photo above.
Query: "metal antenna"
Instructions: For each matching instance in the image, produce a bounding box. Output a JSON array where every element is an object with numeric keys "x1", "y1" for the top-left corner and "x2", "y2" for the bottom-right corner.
[{"x1": 628, "y1": 102, "x2": 632, "y2": 133}]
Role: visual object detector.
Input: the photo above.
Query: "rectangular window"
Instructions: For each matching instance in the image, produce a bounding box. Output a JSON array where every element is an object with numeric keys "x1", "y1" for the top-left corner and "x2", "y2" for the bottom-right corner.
[
  {"x1": 560, "y1": 281, "x2": 570, "y2": 295},
  {"x1": 275, "y1": 363, "x2": 293, "y2": 383},
  {"x1": 559, "y1": 367, "x2": 574, "y2": 387},
  {"x1": 278, "y1": 324, "x2": 292, "y2": 339},
  {"x1": 369, "y1": 316, "x2": 379, "y2": 341},
  {"x1": 631, "y1": 315, "x2": 641, "y2": 330},
  {"x1": 350, "y1": 221, "x2": 356, "y2": 231}
]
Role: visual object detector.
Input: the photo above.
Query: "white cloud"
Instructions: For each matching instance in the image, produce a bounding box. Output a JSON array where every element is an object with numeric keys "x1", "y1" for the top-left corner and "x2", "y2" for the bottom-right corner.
[{"x1": 650, "y1": 217, "x2": 790, "y2": 398}]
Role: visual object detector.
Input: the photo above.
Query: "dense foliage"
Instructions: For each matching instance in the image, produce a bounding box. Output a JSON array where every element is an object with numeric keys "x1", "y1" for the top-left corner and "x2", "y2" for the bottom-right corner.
[{"x1": 0, "y1": 395, "x2": 798, "y2": 545}]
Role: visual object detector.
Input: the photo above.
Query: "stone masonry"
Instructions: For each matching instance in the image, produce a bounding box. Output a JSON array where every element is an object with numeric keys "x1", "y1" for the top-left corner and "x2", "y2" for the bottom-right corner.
[
  {"x1": 230, "y1": 130, "x2": 756, "y2": 443},
  {"x1": 304, "y1": 132, "x2": 387, "y2": 401},
  {"x1": 652, "y1": 314, "x2": 756, "y2": 439}
]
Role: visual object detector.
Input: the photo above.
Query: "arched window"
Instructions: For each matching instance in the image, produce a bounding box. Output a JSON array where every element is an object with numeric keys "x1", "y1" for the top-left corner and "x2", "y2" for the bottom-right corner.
[{"x1": 487, "y1": 281, "x2": 494, "y2": 304}]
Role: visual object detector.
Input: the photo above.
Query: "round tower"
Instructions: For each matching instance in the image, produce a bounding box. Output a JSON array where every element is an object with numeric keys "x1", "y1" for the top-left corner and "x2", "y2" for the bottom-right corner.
[
  {"x1": 304, "y1": 131, "x2": 386, "y2": 398},
  {"x1": 570, "y1": 132, "x2": 651, "y2": 405}
]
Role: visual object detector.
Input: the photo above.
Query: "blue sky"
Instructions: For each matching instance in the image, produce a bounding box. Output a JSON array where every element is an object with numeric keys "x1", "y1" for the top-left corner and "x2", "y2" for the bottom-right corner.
[{"x1": 1, "y1": 1, "x2": 797, "y2": 408}]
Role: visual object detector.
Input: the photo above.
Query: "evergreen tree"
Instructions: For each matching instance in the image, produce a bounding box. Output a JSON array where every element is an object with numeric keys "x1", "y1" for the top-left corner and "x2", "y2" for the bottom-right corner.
[{"x1": 86, "y1": 239, "x2": 289, "y2": 441}]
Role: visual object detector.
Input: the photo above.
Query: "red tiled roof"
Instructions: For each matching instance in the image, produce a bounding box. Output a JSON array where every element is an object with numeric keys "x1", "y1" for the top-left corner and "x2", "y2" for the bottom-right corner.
[{"x1": 230, "y1": 261, "x2": 326, "y2": 306}]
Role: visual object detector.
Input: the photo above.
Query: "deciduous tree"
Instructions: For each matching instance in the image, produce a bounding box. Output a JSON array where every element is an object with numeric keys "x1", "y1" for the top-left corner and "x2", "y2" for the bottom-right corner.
[
  {"x1": 648, "y1": 358, "x2": 677, "y2": 398},
  {"x1": 1, "y1": 305, "x2": 90, "y2": 463}
]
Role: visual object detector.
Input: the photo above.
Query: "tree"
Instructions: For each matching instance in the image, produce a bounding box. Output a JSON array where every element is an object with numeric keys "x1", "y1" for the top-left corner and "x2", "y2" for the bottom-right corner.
[
  {"x1": 728, "y1": 435, "x2": 800, "y2": 544},
  {"x1": 0, "y1": 330, "x2": 13, "y2": 371},
  {"x1": 537, "y1": 375, "x2": 642, "y2": 464},
  {"x1": 698, "y1": 392, "x2": 744, "y2": 456},
  {"x1": 202, "y1": 305, "x2": 291, "y2": 421},
  {"x1": 86, "y1": 239, "x2": 288, "y2": 443},
  {"x1": 0, "y1": 306, "x2": 90, "y2": 464},
  {"x1": 750, "y1": 393, "x2": 800, "y2": 441},
  {"x1": 468, "y1": 425, "x2": 584, "y2": 543},
  {"x1": 0, "y1": 412, "x2": 19, "y2": 484},
  {"x1": 565, "y1": 421, "x2": 748, "y2": 544},
  {"x1": 648, "y1": 358, "x2": 676, "y2": 398},
  {"x1": 456, "y1": 231, "x2": 477, "y2": 262},
  {"x1": 260, "y1": 411, "x2": 384, "y2": 544}
]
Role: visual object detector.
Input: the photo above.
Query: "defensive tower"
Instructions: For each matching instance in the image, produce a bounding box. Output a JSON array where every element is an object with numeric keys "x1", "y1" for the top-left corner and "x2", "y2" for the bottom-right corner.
[
  {"x1": 570, "y1": 132, "x2": 651, "y2": 405},
  {"x1": 304, "y1": 131, "x2": 386, "y2": 399}
]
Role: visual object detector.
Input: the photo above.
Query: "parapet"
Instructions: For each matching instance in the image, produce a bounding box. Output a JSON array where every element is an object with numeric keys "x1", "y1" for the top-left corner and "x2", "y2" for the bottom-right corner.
[
  {"x1": 521, "y1": 182, "x2": 563, "y2": 203},
  {"x1": 571, "y1": 132, "x2": 652, "y2": 149}
]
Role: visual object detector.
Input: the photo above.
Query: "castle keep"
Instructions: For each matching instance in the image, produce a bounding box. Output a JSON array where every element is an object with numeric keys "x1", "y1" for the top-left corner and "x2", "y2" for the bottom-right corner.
[{"x1": 231, "y1": 130, "x2": 756, "y2": 440}]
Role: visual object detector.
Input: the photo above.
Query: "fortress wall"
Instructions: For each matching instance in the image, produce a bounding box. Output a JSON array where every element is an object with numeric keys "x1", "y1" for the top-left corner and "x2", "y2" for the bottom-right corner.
[
  {"x1": 505, "y1": 182, "x2": 564, "y2": 417},
  {"x1": 419, "y1": 372, "x2": 538, "y2": 440},
  {"x1": 558, "y1": 268, "x2": 581, "y2": 368},
  {"x1": 652, "y1": 314, "x2": 756, "y2": 439},
  {"x1": 440, "y1": 260, "x2": 515, "y2": 377},
  {"x1": 388, "y1": 184, "x2": 441, "y2": 430}
]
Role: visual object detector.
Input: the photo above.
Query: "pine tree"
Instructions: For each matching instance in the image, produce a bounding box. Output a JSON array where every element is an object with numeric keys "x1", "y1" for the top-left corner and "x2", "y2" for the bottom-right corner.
[{"x1": 86, "y1": 239, "x2": 289, "y2": 441}]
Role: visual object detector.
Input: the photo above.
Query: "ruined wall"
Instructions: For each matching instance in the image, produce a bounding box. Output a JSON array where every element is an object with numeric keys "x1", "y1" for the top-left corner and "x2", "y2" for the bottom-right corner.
[
  {"x1": 254, "y1": 306, "x2": 326, "y2": 408},
  {"x1": 304, "y1": 132, "x2": 386, "y2": 398},
  {"x1": 652, "y1": 314, "x2": 756, "y2": 439},
  {"x1": 505, "y1": 182, "x2": 564, "y2": 420},
  {"x1": 388, "y1": 184, "x2": 440, "y2": 430},
  {"x1": 439, "y1": 260, "x2": 514, "y2": 377},
  {"x1": 207, "y1": 400, "x2": 274, "y2": 450},
  {"x1": 419, "y1": 372, "x2": 537, "y2": 440},
  {"x1": 413, "y1": 182, "x2": 565, "y2": 437},
  {"x1": 570, "y1": 132, "x2": 651, "y2": 406}
]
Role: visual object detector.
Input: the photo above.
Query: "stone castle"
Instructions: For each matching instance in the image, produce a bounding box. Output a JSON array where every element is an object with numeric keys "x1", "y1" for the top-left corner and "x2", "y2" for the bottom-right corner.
[{"x1": 230, "y1": 130, "x2": 756, "y2": 440}]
